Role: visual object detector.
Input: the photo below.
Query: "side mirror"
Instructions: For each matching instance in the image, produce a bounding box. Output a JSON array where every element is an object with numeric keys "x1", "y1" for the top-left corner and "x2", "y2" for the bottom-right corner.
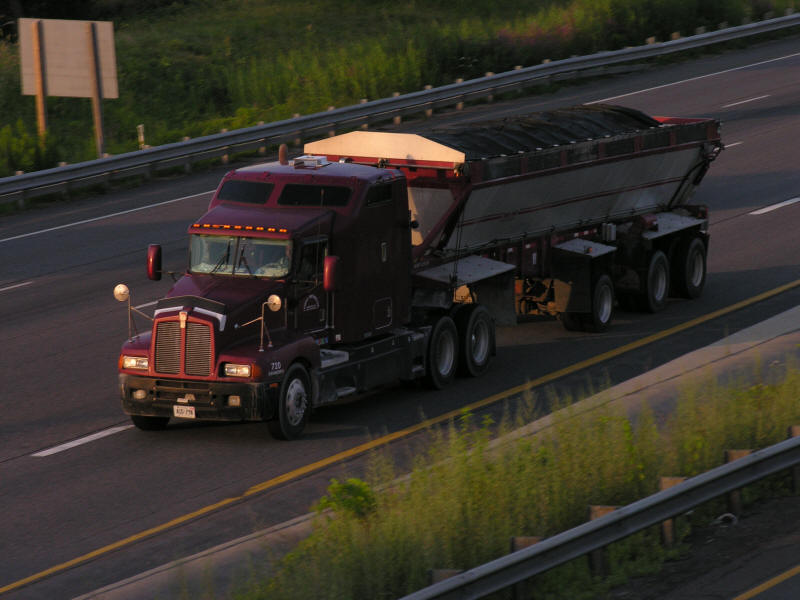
[
  {"x1": 323, "y1": 255, "x2": 340, "y2": 292},
  {"x1": 147, "y1": 244, "x2": 162, "y2": 281}
]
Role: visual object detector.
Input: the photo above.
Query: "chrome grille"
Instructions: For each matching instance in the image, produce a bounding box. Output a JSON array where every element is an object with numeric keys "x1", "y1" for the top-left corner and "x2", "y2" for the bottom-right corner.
[
  {"x1": 154, "y1": 320, "x2": 213, "y2": 376},
  {"x1": 185, "y1": 323, "x2": 212, "y2": 376},
  {"x1": 155, "y1": 322, "x2": 181, "y2": 374}
]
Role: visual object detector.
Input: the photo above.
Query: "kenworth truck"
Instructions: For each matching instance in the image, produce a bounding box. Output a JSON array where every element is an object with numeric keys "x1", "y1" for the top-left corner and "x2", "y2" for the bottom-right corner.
[{"x1": 115, "y1": 104, "x2": 722, "y2": 439}]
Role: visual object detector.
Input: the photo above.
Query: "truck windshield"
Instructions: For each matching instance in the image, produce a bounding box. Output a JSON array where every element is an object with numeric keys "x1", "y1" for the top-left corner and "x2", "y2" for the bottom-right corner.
[{"x1": 189, "y1": 235, "x2": 292, "y2": 278}]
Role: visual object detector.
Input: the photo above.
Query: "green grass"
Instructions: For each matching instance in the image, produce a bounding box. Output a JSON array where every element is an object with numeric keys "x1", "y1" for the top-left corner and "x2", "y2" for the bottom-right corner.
[
  {"x1": 1, "y1": 0, "x2": 797, "y2": 176},
  {"x1": 232, "y1": 357, "x2": 800, "y2": 599}
]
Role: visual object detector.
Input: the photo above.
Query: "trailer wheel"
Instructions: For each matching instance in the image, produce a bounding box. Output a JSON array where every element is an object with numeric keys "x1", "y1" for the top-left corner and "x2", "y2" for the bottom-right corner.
[
  {"x1": 643, "y1": 250, "x2": 670, "y2": 313},
  {"x1": 425, "y1": 316, "x2": 458, "y2": 389},
  {"x1": 581, "y1": 274, "x2": 614, "y2": 332},
  {"x1": 672, "y1": 236, "x2": 706, "y2": 299},
  {"x1": 455, "y1": 304, "x2": 494, "y2": 377},
  {"x1": 268, "y1": 363, "x2": 310, "y2": 440},
  {"x1": 130, "y1": 415, "x2": 169, "y2": 431}
]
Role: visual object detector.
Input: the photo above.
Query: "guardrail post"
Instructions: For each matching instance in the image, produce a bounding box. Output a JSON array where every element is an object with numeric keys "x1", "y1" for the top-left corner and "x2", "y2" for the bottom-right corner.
[
  {"x1": 588, "y1": 505, "x2": 618, "y2": 576},
  {"x1": 257, "y1": 122, "x2": 267, "y2": 155},
  {"x1": 725, "y1": 449, "x2": 752, "y2": 515},
  {"x1": 658, "y1": 477, "x2": 686, "y2": 546},
  {"x1": 292, "y1": 114, "x2": 302, "y2": 147},
  {"x1": 393, "y1": 93, "x2": 402, "y2": 125},
  {"x1": 359, "y1": 99, "x2": 369, "y2": 129},
  {"x1": 483, "y1": 74, "x2": 494, "y2": 103},
  {"x1": 424, "y1": 85, "x2": 433, "y2": 117},
  {"x1": 695, "y1": 26, "x2": 707, "y2": 34},
  {"x1": 646, "y1": 36, "x2": 657, "y2": 44},
  {"x1": 671, "y1": 31, "x2": 681, "y2": 40},
  {"x1": 327, "y1": 106, "x2": 336, "y2": 137},
  {"x1": 789, "y1": 426, "x2": 800, "y2": 494},
  {"x1": 429, "y1": 569, "x2": 462, "y2": 584},
  {"x1": 220, "y1": 129, "x2": 229, "y2": 164},
  {"x1": 510, "y1": 536, "x2": 541, "y2": 599},
  {"x1": 455, "y1": 79, "x2": 464, "y2": 110}
]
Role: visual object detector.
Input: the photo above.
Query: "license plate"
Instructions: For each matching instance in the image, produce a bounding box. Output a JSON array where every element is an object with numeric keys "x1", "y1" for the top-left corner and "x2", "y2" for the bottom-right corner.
[{"x1": 173, "y1": 405, "x2": 196, "y2": 419}]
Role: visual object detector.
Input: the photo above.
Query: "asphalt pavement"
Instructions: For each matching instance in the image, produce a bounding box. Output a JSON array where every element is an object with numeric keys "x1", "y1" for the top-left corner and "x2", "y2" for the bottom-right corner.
[{"x1": 74, "y1": 304, "x2": 800, "y2": 600}]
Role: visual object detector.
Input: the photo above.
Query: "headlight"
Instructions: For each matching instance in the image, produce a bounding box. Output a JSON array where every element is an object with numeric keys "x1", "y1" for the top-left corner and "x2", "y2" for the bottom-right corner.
[
  {"x1": 121, "y1": 355, "x2": 149, "y2": 370},
  {"x1": 224, "y1": 363, "x2": 252, "y2": 377}
]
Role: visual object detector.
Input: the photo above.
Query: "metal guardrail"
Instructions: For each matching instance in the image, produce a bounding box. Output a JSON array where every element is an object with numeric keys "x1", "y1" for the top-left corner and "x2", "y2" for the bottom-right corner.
[
  {"x1": 2, "y1": 12, "x2": 799, "y2": 204},
  {"x1": 398, "y1": 434, "x2": 800, "y2": 600}
]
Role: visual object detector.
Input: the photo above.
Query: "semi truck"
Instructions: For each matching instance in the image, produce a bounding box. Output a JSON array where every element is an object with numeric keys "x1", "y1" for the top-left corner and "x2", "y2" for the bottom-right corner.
[{"x1": 115, "y1": 104, "x2": 722, "y2": 439}]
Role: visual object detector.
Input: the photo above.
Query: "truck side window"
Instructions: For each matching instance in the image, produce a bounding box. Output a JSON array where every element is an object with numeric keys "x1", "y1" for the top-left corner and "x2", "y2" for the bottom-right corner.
[
  {"x1": 296, "y1": 241, "x2": 327, "y2": 283},
  {"x1": 366, "y1": 183, "x2": 393, "y2": 206}
]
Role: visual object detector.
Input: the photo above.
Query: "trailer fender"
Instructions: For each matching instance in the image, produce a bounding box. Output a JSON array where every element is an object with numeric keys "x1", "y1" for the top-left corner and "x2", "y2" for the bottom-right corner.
[{"x1": 551, "y1": 238, "x2": 616, "y2": 315}]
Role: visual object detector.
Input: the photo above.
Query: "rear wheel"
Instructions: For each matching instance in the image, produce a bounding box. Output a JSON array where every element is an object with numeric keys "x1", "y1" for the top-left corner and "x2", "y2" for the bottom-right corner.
[
  {"x1": 643, "y1": 250, "x2": 670, "y2": 313},
  {"x1": 130, "y1": 415, "x2": 169, "y2": 431},
  {"x1": 424, "y1": 316, "x2": 458, "y2": 389},
  {"x1": 672, "y1": 236, "x2": 706, "y2": 299},
  {"x1": 268, "y1": 363, "x2": 311, "y2": 440},
  {"x1": 581, "y1": 274, "x2": 614, "y2": 332},
  {"x1": 455, "y1": 304, "x2": 494, "y2": 377}
]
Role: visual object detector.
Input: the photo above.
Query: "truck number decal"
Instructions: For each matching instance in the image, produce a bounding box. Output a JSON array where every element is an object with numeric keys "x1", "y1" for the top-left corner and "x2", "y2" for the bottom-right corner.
[{"x1": 269, "y1": 361, "x2": 284, "y2": 376}]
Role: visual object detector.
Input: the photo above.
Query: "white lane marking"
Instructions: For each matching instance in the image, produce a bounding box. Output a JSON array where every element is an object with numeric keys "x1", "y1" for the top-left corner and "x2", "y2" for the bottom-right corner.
[
  {"x1": 725, "y1": 141, "x2": 743, "y2": 148},
  {"x1": 0, "y1": 190, "x2": 214, "y2": 245},
  {"x1": 589, "y1": 51, "x2": 800, "y2": 103},
  {"x1": 31, "y1": 425, "x2": 134, "y2": 457},
  {"x1": 750, "y1": 197, "x2": 800, "y2": 215},
  {"x1": 722, "y1": 94, "x2": 770, "y2": 108},
  {"x1": 0, "y1": 281, "x2": 33, "y2": 293}
]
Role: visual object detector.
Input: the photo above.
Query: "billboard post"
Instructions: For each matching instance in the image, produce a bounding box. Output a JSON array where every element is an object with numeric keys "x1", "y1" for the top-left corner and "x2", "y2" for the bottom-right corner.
[{"x1": 31, "y1": 19, "x2": 48, "y2": 139}]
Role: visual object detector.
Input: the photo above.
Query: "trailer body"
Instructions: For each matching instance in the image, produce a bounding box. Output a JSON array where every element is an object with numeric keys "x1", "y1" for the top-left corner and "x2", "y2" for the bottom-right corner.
[{"x1": 116, "y1": 105, "x2": 721, "y2": 439}]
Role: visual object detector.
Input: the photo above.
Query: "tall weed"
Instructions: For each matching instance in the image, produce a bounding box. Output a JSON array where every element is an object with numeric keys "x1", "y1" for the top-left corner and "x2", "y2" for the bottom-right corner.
[{"x1": 249, "y1": 359, "x2": 800, "y2": 600}]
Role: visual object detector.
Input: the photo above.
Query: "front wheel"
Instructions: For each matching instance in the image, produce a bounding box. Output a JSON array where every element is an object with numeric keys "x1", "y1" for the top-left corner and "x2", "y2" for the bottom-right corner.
[
  {"x1": 424, "y1": 316, "x2": 458, "y2": 389},
  {"x1": 268, "y1": 363, "x2": 311, "y2": 440},
  {"x1": 455, "y1": 304, "x2": 494, "y2": 377}
]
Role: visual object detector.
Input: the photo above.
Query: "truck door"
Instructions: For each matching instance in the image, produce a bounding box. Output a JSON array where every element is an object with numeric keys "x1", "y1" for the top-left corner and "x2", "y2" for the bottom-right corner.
[{"x1": 293, "y1": 238, "x2": 328, "y2": 336}]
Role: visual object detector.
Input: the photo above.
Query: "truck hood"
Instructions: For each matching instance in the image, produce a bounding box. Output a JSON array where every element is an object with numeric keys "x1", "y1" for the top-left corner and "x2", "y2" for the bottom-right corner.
[{"x1": 157, "y1": 274, "x2": 284, "y2": 331}]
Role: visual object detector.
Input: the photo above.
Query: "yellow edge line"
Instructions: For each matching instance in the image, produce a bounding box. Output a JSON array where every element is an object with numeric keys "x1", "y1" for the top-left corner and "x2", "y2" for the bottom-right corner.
[
  {"x1": 733, "y1": 563, "x2": 800, "y2": 600},
  {"x1": 3, "y1": 277, "x2": 800, "y2": 596}
]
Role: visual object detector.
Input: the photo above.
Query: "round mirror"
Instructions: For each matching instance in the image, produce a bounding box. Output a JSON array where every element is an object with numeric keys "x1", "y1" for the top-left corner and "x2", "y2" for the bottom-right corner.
[
  {"x1": 113, "y1": 283, "x2": 130, "y2": 302},
  {"x1": 266, "y1": 294, "x2": 282, "y2": 312}
]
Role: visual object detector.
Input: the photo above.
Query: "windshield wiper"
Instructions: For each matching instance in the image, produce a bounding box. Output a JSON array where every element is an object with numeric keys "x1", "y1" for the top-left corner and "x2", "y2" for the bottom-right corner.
[
  {"x1": 210, "y1": 239, "x2": 232, "y2": 274},
  {"x1": 237, "y1": 244, "x2": 255, "y2": 277}
]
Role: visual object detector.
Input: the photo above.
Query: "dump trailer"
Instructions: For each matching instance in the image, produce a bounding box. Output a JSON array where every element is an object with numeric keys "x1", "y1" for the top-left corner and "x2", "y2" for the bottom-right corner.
[{"x1": 115, "y1": 104, "x2": 721, "y2": 439}]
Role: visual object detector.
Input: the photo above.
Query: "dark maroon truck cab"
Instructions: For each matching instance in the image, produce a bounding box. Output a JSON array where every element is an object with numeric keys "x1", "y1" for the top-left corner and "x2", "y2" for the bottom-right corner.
[{"x1": 118, "y1": 156, "x2": 423, "y2": 439}]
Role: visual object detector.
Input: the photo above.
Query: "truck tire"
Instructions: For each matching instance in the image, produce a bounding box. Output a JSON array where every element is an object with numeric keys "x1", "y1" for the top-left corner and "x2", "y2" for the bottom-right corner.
[
  {"x1": 672, "y1": 236, "x2": 706, "y2": 299},
  {"x1": 643, "y1": 250, "x2": 670, "y2": 313},
  {"x1": 268, "y1": 363, "x2": 310, "y2": 440},
  {"x1": 425, "y1": 316, "x2": 458, "y2": 389},
  {"x1": 455, "y1": 304, "x2": 494, "y2": 377},
  {"x1": 581, "y1": 274, "x2": 614, "y2": 332},
  {"x1": 130, "y1": 415, "x2": 169, "y2": 431}
]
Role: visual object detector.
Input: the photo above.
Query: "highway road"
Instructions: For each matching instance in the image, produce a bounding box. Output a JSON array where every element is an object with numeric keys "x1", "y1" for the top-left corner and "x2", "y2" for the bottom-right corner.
[{"x1": 2, "y1": 34, "x2": 800, "y2": 599}]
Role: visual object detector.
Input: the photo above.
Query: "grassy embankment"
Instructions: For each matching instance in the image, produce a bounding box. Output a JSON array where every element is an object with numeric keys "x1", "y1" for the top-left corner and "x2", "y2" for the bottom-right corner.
[
  {"x1": 230, "y1": 359, "x2": 800, "y2": 600},
  {"x1": 0, "y1": 0, "x2": 796, "y2": 177}
]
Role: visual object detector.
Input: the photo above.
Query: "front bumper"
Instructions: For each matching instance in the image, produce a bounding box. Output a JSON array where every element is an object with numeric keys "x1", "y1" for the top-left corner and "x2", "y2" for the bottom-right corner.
[{"x1": 120, "y1": 374, "x2": 278, "y2": 422}]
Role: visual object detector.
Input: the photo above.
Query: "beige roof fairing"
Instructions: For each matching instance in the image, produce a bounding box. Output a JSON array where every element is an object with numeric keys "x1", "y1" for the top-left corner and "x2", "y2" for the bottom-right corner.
[{"x1": 304, "y1": 131, "x2": 465, "y2": 164}]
